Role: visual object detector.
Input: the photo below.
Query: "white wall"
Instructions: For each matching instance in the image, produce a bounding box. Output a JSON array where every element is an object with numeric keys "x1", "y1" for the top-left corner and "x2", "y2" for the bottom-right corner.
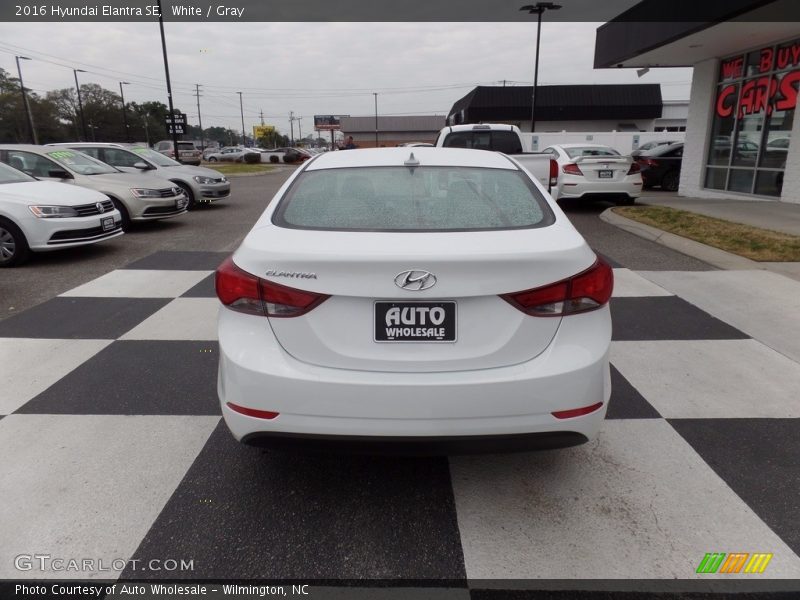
[
  {"x1": 781, "y1": 107, "x2": 800, "y2": 203},
  {"x1": 522, "y1": 131, "x2": 685, "y2": 155}
]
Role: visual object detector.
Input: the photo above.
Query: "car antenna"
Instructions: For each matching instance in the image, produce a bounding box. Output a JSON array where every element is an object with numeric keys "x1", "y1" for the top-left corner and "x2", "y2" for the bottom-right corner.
[{"x1": 404, "y1": 152, "x2": 420, "y2": 169}]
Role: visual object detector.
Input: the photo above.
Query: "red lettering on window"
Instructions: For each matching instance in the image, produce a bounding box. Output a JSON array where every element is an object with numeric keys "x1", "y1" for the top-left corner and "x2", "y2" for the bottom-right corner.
[
  {"x1": 776, "y1": 70, "x2": 800, "y2": 111},
  {"x1": 759, "y1": 48, "x2": 774, "y2": 73},
  {"x1": 716, "y1": 84, "x2": 737, "y2": 118},
  {"x1": 739, "y1": 76, "x2": 777, "y2": 118},
  {"x1": 777, "y1": 42, "x2": 800, "y2": 70},
  {"x1": 721, "y1": 57, "x2": 743, "y2": 80}
]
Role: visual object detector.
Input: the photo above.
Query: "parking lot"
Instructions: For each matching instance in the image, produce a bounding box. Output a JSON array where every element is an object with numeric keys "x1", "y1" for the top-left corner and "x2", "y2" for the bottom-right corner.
[{"x1": 1, "y1": 169, "x2": 799, "y2": 595}]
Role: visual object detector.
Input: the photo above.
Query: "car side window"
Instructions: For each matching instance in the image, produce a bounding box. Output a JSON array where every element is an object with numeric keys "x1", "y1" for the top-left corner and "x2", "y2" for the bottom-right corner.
[
  {"x1": 104, "y1": 148, "x2": 144, "y2": 167},
  {"x1": 9, "y1": 151, "x2": 60, "y2": 178},
  {"x1": 78, "y1": 148, "x2": 102, "y2": 161}
]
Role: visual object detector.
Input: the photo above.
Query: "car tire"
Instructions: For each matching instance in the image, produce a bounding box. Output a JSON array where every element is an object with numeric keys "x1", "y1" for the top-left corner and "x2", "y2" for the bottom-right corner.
[
  {"x1": 0, "y1": 218, "x2": 30, "y2": 268},
  {"x1": 661, "y1": 170, "x2": 680, "y2": 192},
  {"x1": 270, "y1": 155, "x2": 279, "y2": 164},
  {"x1": 108, "y1": 197, "x2": 132, "y2": 232},
  {"x1": 208, "y1": 157, "x2": 217, "y2": 162},
  {"x1": 177, "y1": 182, "x2": 196, "y2": 210}
]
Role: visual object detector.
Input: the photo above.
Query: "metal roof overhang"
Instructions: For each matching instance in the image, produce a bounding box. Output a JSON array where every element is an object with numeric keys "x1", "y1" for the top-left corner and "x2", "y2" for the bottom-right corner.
[{"x1": 595, "y1": 0, "x2": 800, "y2": 68}]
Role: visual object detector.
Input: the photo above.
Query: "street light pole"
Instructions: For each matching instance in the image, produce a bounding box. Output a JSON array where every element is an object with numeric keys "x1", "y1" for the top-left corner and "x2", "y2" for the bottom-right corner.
[
  {"x1": 520, "y1": 3, "x2": 561, "y2": 133},
  {"x1": 119, "y1": 81, "x2": 130, "y2": 142},
  {"x1": 373, "y1": 92, "x2": 378, "y2": 147},
  {"x1": 237, "y1": 91, "x2": 246, "y2": 146},
  {"x1": 156, "y1": 0, "x2": 181, "y2": 160},
  {"x1": 73, "y1": 69, "x2": 87, "y2": 141},
  {"x1": 15, "y1": 56, "x2": 37, "y2": 144}
]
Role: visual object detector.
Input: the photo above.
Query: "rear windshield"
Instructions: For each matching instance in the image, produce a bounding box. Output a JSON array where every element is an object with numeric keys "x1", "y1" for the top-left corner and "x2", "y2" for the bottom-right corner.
[
  {"x1": 177, "y1": 143, "x2": 196, "y2": 151},
  {"x1": 564, "y1": 146, "x2": 620, "y2": 158},
  {"x1": 273, "y1": 166, "x2": 554, "y2": 232},
  {"x1": 442, "y1": 130, "x2": 523, "y2": 154}
]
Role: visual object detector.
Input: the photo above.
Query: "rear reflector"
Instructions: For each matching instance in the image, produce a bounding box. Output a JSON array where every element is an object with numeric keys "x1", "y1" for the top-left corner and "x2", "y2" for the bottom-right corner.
[
  {"x1": 501, "y1": 258, "x2": 614, "y2": 317},
  {"x1": 640, "y1": 158, "x2": 659, "y2": 168},
  {"x1": 562, "y1": 163, "x2": 583, "y2": 176},
  {"x1": 226, "y1": 402, "x2": 280, "y2": 420},
  {"x1": 215, "y1": 256, "x2": 329, "y2": 318},
  {"x1": 627, "y1": 162, "x2": 641, "y2": 175},
  {"x1": 552, "y1": 402, "x2": 604, "y2": 419}
]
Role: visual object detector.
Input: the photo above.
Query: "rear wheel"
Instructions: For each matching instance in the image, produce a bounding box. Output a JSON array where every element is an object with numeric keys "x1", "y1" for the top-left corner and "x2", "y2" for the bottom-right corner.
[
  {"x1": 208, "y1": 156, "x2": 217, "y2": 162},
  {"x1": 109, "y1": 197, "x2": 132, "y2": 231},
  {"x1": 270, "y1": 155, "x2": 279, "y2": 164},
  {"x1": 661, "y1": 170, "x2": 679, "y2": 192},
  {"x1": 0, "y1": 218, "x2": 30, "y2": 268}
]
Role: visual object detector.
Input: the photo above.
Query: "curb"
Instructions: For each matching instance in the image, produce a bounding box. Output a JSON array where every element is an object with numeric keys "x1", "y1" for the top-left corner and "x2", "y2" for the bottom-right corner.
[{"x1": 600, "y1": 207, "x2": 763, "y2": 270}]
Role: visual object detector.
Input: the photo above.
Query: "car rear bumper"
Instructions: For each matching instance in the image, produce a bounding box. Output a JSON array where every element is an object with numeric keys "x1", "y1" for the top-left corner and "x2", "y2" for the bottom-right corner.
[
  {"x1": 556, "y1": 177, "x2": 641, "y2": 200},
  {"x1": 218, "y1": 305, "x2": 611, "y2": 448}
]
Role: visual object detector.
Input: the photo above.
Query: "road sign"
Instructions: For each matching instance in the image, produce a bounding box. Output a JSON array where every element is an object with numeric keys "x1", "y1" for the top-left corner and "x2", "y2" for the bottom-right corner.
[
  {"x1": 165, "y1": 113, "x2": 187, "y2": 126},
  {"x1": 314, "y1": 115, "x2": 348, "y2": 131},
  {"x1": 253, "y1": 125, "x2": 275, "y2": 138},
  {"x1": 167, "y1": 125, "x2": 185, "y2": 135}
]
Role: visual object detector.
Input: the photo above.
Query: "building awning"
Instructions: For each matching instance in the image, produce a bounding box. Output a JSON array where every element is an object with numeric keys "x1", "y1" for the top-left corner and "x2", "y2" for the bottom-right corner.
[{"x1": 448, "y1": 84, "x2": 663, "y2": 123}]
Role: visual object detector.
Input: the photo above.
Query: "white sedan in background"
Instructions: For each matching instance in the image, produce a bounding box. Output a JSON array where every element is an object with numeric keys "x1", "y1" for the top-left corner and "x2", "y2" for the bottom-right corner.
[
  {"x1": 215, "y1": 147, "x2": 613, "y2": 453},
  {"x1": 543, "y1": 144, "x2": 642, "y2": 205},
  {"x1": 0, "y1": 161, "x2": 122, "y2": 267}
]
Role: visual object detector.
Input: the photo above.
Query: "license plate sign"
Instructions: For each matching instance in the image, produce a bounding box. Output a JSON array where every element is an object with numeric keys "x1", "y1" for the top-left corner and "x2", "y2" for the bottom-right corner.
[
  {"x1": 101, "y1": 216, "x2": 114, "y2": 231},
  {"x1": 374, "y1": 301, "x2": 456, "y2": 342},
  {"x1": 598, "y1": 170, "x2": 613, "y2": 178}
]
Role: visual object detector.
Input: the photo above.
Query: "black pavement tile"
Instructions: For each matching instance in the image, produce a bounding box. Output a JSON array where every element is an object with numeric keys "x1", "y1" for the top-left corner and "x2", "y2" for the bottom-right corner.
[
  {"x1": 16, "y1": 340, "x2": 220, "y2": 415},
  {"x1": 181, "y1": 274, "x2": 216, "y2": 298},
  {"x1": 670, "y1": 419, "x2": 800, "y2": 556},
  {"x1": 605, "y1": 365, "x2": 661, "y2": 419},
  {"x1": 124, "y1": 251, "x2": 228, "y2": 271},
  {"x1": 610, "y1": 297, "x2": 749, "y2": 341},
  {"x1": 0, "y1": 297, "x2": 170, "y2": 339},
  {"x1": 124, "y1": 421, "x2": 467, "y2": 580}
]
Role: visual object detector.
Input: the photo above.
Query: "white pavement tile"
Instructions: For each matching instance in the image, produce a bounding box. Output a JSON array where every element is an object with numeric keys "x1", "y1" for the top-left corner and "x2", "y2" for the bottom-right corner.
[
  {"x1": 612, "y1": 268, "x2": 673, "y2": 297},
  {"x1": 0, "y1": 414, "x2": 220, "y2": 579},
  {"x1": 611, "y1": 339, "x2": 800, "y2": 418},
  {"x1": 59, "y1": 270, "x2": 212, "y2": 298},
  {"x1": 0, "y1": 338, "x2": 112, "y2": 415},
  {"x1": 640, "y1": 270, "x2": 800, "y2": 363},
  {"x1": 120, "y1": 298, "x2": 220, "y2": 340},
  {"x1": 450, "y1": 420, "x2": 800, "y2": 580}
]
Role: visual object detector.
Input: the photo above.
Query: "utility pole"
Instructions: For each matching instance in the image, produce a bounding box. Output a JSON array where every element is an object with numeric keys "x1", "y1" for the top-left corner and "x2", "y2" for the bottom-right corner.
[
  {"x1": 156, "y1": 0, "x2": 181, "y2": 160},
  {"x1": 237, "y1": 91, "x2": 245, "y2": 146},
  {"x1": 15, "y1": 56, "x2": 37, "y2": 145},
  {"x1": 119, "y1": 81, "x2": 130, "y2": 142},
  {"x1": 289, "y1": 111, "x2": 295, "y2": 146},
  {"x1": 297, "y1": 116, "x2": 302, "y2": 142},
  {"x1": 373, "y1": 92, "x2": 378, "y2": 147},
  {"x1": 259, "y1": 109, "x2": 264, "y2": 126},
  {"x1": 142, "y1": 112, "x2": 150, "y2": 146},
  {"x1": 194, "y1": 84, "x2": 204, "y2": 150},
  {"x1": 73, "y1": 69, "x2": 87, "y2": 141}
]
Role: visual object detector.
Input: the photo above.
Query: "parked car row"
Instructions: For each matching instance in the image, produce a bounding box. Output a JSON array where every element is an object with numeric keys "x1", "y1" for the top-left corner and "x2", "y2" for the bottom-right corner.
[{"x1": 0, "y1": 143, "x2": 230, "y2": 267}]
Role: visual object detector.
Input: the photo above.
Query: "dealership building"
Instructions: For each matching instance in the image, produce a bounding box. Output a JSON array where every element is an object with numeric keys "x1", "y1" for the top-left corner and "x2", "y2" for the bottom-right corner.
[{"x1": 595, "y1": 0, "x2": 799, "y2": 202}]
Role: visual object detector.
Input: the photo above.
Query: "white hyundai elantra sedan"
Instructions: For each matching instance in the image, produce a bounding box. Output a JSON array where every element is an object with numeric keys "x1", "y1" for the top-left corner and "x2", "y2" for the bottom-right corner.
[{"x1": 216, "y1": 147, "x2": 612, "y2": 453}]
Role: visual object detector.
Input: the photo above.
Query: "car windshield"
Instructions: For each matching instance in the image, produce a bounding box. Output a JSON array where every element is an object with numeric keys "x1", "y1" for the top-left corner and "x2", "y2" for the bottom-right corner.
[
  {"x1": 130, "y1": 147, "x2": 181, "y2": 166},
  {"x1": 0, "y1": 160, "x2": 36, "y2": 184},
  {"x1": 564, "y1": 147, "x2": 621, "y2": 158},
  {"x1": 274, "y1": 166, "x2": 555, "y2": 232},
  {"x1": 45, "y1": 150, "x2": 119, "y2": 175}
]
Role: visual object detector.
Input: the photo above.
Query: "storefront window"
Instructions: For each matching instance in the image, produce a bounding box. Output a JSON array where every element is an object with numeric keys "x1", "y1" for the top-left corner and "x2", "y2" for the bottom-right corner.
[{"x1": 705, "y1": 37, "x2": 800, "y2": 197}]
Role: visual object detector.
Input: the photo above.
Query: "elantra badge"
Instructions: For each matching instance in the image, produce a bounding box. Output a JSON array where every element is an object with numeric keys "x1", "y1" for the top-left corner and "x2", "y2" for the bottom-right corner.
[{"x1": 395, "y1": 270, "x2": 437, "y2": 291}]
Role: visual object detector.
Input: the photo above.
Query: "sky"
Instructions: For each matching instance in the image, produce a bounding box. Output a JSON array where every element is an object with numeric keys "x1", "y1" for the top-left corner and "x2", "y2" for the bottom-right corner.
[{"x1": 0, "y1": 21, "x2": 693, "y2": 137}]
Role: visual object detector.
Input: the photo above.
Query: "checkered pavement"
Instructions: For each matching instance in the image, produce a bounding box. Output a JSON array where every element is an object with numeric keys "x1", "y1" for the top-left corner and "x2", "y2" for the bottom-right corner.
[{"x1": 1, "y1": 251, "x2": 799, "y2": 593}]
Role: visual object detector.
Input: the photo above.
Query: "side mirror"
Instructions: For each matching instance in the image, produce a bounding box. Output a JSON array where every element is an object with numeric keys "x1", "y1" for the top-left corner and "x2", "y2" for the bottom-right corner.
[
  {"x1": 48, "y1": 169, "x2": 72, "y2": 179},
  {"x1": 133, "y1": 161, "x2": 151, "y2": 170}
]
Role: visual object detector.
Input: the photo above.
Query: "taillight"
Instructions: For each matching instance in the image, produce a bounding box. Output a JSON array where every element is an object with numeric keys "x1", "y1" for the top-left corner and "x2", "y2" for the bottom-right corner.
[
  {"x1": 562, "y1": 163, "x2": 583, "y2": 176},
  {"x1": 640, "y1": 158, "x2": 658, "y2": 168},
  {"x1": 627, "y1": 162, "x2": 641, "y2": 175},
  {"x1": 500, "y1": 258, "x2": 613, "y2": 317},
  {"x1": 215, "y1": 257, "x2": 329, "y2": 317},
  {"x1": 549, "y1": 158, "x2": 558, "y2": 187}
]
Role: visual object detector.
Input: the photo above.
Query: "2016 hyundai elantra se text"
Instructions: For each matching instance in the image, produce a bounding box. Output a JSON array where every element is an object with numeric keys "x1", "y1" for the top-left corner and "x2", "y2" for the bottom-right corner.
[{"x1": 216, "y1": 147, "x2": 613, "y2": 453}]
